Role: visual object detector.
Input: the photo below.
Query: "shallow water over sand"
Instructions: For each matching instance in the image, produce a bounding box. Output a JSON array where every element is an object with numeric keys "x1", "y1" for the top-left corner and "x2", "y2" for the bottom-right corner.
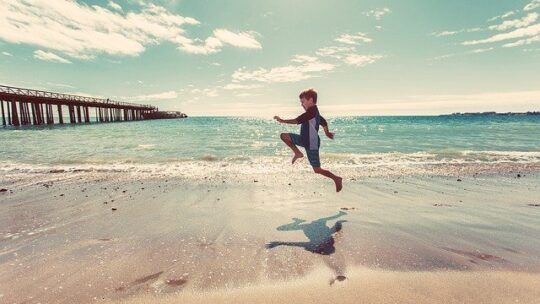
[{"x1": 1, "y1": 115, "x2": 539, "y2": 165}]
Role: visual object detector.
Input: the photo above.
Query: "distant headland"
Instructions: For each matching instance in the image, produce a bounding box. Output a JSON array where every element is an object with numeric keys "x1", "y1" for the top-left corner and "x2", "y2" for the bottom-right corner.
[{"x1": 441, "y1": 111, "x2": 540, "y2": 117}]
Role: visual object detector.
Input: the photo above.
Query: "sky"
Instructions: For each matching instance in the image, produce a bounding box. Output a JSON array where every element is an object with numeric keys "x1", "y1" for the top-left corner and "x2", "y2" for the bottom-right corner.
[{"x1": 0, "y1": 0, "x2": 539, "y2": 117}]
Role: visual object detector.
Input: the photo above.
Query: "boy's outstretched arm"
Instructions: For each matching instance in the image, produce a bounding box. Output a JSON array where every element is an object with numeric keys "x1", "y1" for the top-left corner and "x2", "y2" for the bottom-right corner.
[
  {"x1": 320, "y1": 116, "x2": 334, "y2": 139},
  {"x1": 273, "y1": 116, "x2": 297, "y2": 124}
]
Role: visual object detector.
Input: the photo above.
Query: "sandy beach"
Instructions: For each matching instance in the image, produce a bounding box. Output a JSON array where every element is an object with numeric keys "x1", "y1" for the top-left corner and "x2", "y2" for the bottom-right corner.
[
  {"x1": 1, "y1": 165, "x2": 539, "y2": 303},
  {"x1": 2, "y1": 0, "x2": 540, "y2": 302}
]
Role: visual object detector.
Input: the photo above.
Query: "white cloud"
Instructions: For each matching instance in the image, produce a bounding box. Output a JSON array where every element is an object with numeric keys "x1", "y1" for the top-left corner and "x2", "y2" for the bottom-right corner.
[
  {"x1": 230, "y1": 31, "x2": 383, "y2": 85},
  {"x1": 232, "y1": 58, "x2": 335, "y2": 83},
  {"x1": 430, "y1": 53, "x2": 457, "y2": 61},
  {"x1": 488, "y1": 11, "x2": 516, "y2": 22},
  {"x1": 431, "y1": 28, "x2": 482, "y2": 37},
  {"x1": 175, "y1": 29, "x2": 261, "y2": 55},
  {"x1": 489, "y1": 12, "x2": 538, "y2": 31},
  {"x1": 65, "y1": 91, "x2": 103, "y2": 98},
  {"x1": 213, "y1": 29, "x2": 261, "y2": 49},
  {"x1": 235, "y1": 92, "x2": 260, "y2": 98},
  {"x1": 437, "y1": 4, "x2": 540, "y2": 52},
  {"x1": 1, "y1": 51, "x2": 12, "y2": 56},
  {"x1": 335, "y1": 32, "x2": 372, "y2": 45},
  {"x1": 503, "y1": 35, "x2": 540, "y2": 47},
  {"x1": 33, "y1": 50, "x2": 72, "y2": 63},
  {"x1": 432, "y1": 30, "x2": 459, "y2": 37},
  {"x1": 123, "y1": 90, "x2": 178, "y2": 101},
  {"x1": 467, "y1": 28, "x2": 483, "y2": 32},
  {"x1": 363, "y1": 8, "x2": 391, "y2": 20},
  {"x1": 223, "y1": 83, "x2": 262, "y2": 90},
  {"x1": 463, "y1": 23, "x2": 540, "y2": 45},
  {"x1": 0, "y1": 0, "x2": 261, "y2": 59},
  {"x1": 46, "y1": 82, "x2": 75, "y2": 88},
  {"x1": 318, "y1": 45, "x2": 385, "y2": 68},
  {"x1": 202, "y1": 88, "x2": 219, "y2": 97},
  {"x1": 343, "y1": 54, "x2": 383, "y2": 67},
  {"x1": 430, "y1": 48, "x2": 494, "y2": 61},
  {"x1": 524, "y1": 0, "x2": 540, "y2": 11},
  {"x1": 107, "y1": 1, "x2": 122, "y2": 12},
  {"x1": 291, "y1": 55, "x2": 319, "y2": 63},
  {"x1": 471, "y1": 47, "x2": 494, "y2": 53},
  {"x1": 316, "y1": 46, "x2": 355, "y2": 59}
]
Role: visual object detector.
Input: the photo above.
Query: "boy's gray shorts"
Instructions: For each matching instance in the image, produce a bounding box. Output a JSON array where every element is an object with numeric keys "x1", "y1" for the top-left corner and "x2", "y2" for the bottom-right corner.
[{"x1": 288, "y1": 133, "x2": 321, "y2": 168}]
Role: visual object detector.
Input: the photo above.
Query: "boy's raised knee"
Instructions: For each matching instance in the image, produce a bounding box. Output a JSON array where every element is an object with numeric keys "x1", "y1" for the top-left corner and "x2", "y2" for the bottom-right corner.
[{"x1": 280, "y1": 133, "x2": 289, "y2": 142}]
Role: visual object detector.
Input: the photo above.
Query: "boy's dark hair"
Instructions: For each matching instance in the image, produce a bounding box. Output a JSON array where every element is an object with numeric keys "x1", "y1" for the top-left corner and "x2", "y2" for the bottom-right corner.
[{"x1": 299, "y1": 88, "x2": 317, "y2": 104}]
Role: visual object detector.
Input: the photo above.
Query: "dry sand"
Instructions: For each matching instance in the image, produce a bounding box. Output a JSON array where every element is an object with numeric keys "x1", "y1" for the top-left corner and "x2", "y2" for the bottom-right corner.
[{"x1": 1, "y1": 170, "x2": 539, "y2": 303}]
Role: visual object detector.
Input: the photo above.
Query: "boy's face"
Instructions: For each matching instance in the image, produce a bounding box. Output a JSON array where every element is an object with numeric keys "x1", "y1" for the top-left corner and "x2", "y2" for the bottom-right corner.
[{"x1": 300, "y1": 97, "x2": 314, "y2": 109}]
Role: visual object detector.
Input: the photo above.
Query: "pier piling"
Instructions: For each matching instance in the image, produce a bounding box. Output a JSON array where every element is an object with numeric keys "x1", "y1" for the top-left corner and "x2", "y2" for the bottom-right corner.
[
  {"x1": 7, "y1": 100, "x2": 11, "y2": 125},
  {"x1": 58, "y1": 105, "x2": 63, "y2": 124},
  {"x1": 11, "y1": 101, "x2": 20, "y2": 126},
  {"x1": 1, "y1": 100, "x2": 6, "y2": 126}
]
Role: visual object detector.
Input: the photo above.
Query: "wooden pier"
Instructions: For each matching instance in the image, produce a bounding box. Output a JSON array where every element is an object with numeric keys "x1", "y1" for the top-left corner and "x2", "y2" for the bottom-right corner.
[{"x1": 0, "y1": 84, "x2": 159, "y2": 127}]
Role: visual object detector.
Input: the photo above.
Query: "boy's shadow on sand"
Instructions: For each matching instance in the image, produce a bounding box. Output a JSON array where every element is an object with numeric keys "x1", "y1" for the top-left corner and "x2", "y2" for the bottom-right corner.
[{"x1": 266, "y1": 211, "x2": 347, "y2": 255}]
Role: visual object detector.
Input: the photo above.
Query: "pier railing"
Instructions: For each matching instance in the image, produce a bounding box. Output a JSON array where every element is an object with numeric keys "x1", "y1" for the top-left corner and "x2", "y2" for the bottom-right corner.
[
  {"x1": 1, "y1": 84, "x2": 160, "y2": 126},
  {"x1": 0, "y1": 85, "x2": 155, "y2": 110}
]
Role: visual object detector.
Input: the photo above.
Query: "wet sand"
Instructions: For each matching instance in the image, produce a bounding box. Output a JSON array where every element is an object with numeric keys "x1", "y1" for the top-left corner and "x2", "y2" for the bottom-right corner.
[{"x1": 1, "y1": 170, "x2": 539, "y2": 303}]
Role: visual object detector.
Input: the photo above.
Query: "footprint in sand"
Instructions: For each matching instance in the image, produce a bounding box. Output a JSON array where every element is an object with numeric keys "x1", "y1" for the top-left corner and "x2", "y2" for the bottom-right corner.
[
  {"x1": 116, "y1": 271, "x2": 188, "y2": 293},
  {"x1": 329, "y1": 275, "x2": 347, "y2": 285},
  {"x1": 115, "y1": 271, "x2": 163, "y2": 292},
  {"x1": 165, "y1": 278, "x2": 188, "y2": 287},
  {"x1": 131, "y1": 271, "x2": 164, "y2": 285},
  {"x1": 442, "y1": 247, "x2": 507, "y2": 263}
]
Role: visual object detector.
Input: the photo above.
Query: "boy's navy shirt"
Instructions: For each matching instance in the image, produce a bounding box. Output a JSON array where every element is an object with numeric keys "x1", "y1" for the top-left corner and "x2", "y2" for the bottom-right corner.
[{"x1": 295, "y1": 105, "x2": 328, "y2": 150}]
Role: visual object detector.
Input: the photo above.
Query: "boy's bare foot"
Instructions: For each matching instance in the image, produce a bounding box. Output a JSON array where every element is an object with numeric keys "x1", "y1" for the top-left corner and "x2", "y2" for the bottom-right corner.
[
  {"x1": 292, "y1": 152, "x2": 304, "y2": 164},
  {"x1": 335, "y1": 176, "x2": 343, "y2": 192}
]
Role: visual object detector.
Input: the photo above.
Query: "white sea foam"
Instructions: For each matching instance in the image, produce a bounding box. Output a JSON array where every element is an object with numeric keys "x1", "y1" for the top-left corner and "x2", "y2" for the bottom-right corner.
[
  {"x1": 136, "y1": 144, "x2": 156, "y2": 150},
  {"x1": 1, "y1": 151, "x2": 539, "y2": 182}
]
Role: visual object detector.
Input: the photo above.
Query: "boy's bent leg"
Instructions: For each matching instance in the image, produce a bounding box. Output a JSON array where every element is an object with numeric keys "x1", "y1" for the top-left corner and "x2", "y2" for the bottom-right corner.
[
  {"x1": 280, "y1": 133, "x2": 304, "y2": 164},
  {"x1": 313, "y1": 167, "x2": 343, "y2": 192}
]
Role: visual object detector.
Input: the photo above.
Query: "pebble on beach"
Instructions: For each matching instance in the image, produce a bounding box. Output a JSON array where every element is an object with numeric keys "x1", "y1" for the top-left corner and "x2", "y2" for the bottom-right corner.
[{"x1": 434, "y1": 203, "x2": 453, "y2": 207}]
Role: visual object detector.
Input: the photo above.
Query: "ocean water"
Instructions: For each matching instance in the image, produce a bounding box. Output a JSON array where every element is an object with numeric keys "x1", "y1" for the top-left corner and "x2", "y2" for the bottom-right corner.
[{"x1": 1, "y1": 116, "x2": 539, "y2": 177}]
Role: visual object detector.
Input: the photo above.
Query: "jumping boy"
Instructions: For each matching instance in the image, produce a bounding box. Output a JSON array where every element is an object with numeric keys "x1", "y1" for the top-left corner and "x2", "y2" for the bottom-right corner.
[{"x1": 274, "y1": 88, "x2": 343, "y2": 192}]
